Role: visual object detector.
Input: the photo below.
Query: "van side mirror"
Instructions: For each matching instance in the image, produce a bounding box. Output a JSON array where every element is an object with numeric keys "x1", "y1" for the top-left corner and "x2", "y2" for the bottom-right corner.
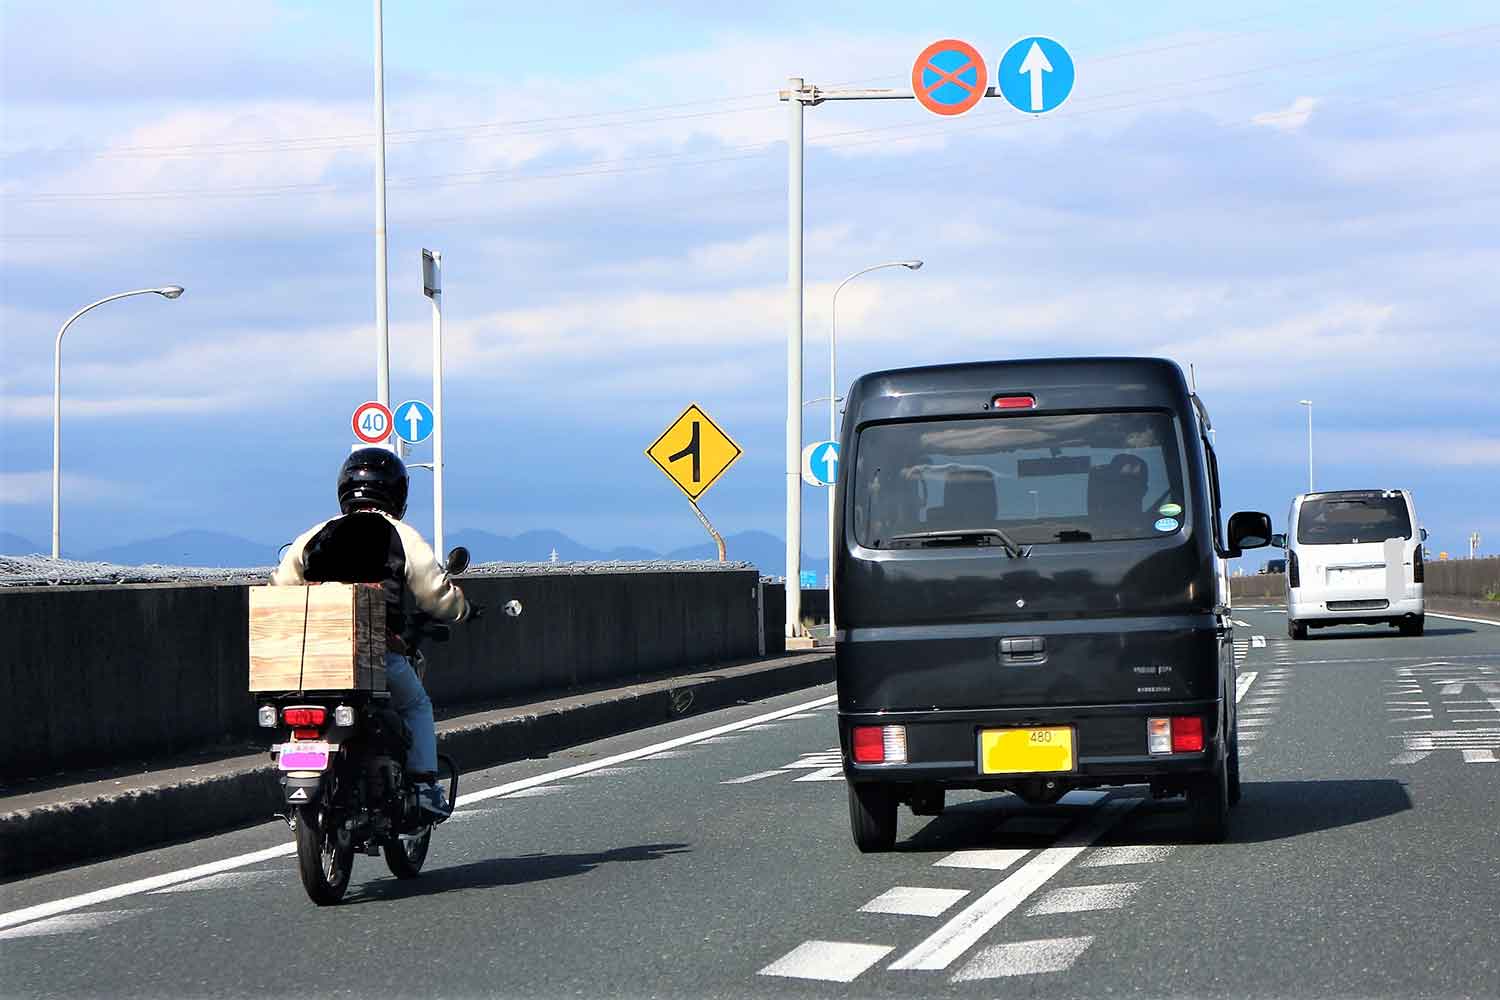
[
  {"x1": 1226, "y1": 511, "x2": 1273, "y2": 557},
  {"x1": 1420, "y1": 527, "x2": 1429, "y2": 542},
  {"x1": 445, "y1": 546, "x2": 471, "y2": 575},
  {"x1": 1270, "y1": 533, "x2": 1287, "y2": 549}
]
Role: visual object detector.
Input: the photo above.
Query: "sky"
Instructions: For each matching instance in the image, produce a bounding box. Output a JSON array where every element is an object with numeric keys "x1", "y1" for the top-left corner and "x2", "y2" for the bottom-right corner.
[{"x1": 2, "y1": 0, "x2": 1498, "y2": 568}]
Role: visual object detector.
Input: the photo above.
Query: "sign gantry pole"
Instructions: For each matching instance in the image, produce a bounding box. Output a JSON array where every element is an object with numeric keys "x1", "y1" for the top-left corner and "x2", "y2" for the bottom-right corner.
[{"x1": 422, "y1": 250, "x2": 445, "y2": 555}]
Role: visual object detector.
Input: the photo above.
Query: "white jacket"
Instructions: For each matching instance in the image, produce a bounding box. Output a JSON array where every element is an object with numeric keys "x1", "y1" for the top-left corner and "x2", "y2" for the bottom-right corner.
[{"x1": 270, "y1": 511, "x2": 468, "y2": 623}]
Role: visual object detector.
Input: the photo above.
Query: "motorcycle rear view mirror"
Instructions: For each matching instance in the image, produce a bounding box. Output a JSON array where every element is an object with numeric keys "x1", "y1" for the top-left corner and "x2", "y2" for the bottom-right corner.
[{"x1": 445, "y1": 546, "x2": 471, "y2": 575}]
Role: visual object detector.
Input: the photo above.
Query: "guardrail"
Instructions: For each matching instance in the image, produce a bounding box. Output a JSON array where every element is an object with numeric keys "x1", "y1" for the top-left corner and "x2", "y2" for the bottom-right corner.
[{"x1": 1, "y1": 568, "x2": 763, "y2": 782}]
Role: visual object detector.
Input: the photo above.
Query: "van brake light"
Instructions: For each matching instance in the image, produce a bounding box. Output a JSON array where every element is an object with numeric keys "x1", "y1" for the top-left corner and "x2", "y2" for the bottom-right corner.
[{"x1": 992, "y1": 395, "x2": 1036, "y2": 410}]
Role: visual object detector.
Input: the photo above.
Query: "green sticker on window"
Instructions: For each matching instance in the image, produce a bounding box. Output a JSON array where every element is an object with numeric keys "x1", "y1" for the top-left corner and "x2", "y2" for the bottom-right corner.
[{"x1": 1158, "y1": 502, "x2": 1183, "y2": 517}]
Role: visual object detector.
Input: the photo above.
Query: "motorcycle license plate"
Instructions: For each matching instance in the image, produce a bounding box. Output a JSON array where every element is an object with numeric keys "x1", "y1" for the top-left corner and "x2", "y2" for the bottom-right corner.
[
  {"x1": 279, "y1": 741, "x2": 331, "y2": 771},
  {"x1": 978, "y1": 727, "x2": 1075, "y2": 775}
]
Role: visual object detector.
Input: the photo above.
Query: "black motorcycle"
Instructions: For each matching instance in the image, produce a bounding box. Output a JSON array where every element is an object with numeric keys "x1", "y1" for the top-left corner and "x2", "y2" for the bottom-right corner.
[{"x1": 256, "y1": 546, "x2": 522, "y2": 905}]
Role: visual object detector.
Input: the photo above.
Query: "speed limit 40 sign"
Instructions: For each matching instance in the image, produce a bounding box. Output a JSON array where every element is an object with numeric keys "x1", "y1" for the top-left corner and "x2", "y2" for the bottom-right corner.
[{"x1": 351, "y1": 401, "x2": 394, "y2": 445}]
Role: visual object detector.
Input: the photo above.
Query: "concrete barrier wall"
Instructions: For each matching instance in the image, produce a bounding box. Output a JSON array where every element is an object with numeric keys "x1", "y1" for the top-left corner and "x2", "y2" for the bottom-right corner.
[
  {"x1": 1230, "y1": 558, "x2": 1500, "y2": 603},
  {"x1": 0, "y1": 570, "x2": 761, "y2": 782}
]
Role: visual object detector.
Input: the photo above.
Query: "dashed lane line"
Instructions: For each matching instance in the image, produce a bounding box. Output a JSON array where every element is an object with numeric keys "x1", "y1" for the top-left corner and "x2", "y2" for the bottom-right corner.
[
  {"x1": 888, "y1": 798, "x2": 1139, "y2": 971},
  {"x1": 759, "y1": 941, "x2": 894, "y2": 983},
  {"x1": 0, "y1": 692, "x2": 839, "y2": 932},
  {"x1": 950, "y1": 936, "x2": 1095, "y2": 982},
  {"x1": 1236, "y1": 671, "x2": 1259, "y2": 702},
  {"x1": 860, "y1": 886, "x2": 971, "y2": 917},
  {"x1": 1025, "y1": 882, "x2": 1141, "y2": 916}
]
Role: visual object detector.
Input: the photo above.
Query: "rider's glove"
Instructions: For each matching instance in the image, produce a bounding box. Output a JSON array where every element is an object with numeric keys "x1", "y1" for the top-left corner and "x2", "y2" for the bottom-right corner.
[{"x1": 464, "y1": 601, "x2": 487, "y2": 621}]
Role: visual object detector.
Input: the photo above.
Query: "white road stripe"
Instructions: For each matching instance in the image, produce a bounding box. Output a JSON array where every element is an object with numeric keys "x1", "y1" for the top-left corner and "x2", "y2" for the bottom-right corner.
[
  {"x1": 935, "y1": 848, "x2": 1030, "y2": 872},
  {"x1": 860, "y1": 886, "x2": 970, "y2": 917},
  {"x1": 1428, "y1": 612, "x2": 1500, "y2": 628},
  {"x1": 503, "y1": 785, "x2": 570, "y2": 798},
  {"x1": 1252, "y1": 635, "x2": 1267, "y2": 648},
  {"x1": 1025, "y1": 882, "x2": 1140, "y2": 915},
  {"x1": 0, "y1": 692, "x2": 839, "y2": 932},
  {"x1": 0, "y1": 910, "x2": 141, "y2": 941},
  {"x1": 1235, "y1": 672, "x2": 1259, "y2": 703},
  {"x1": 1082, "y1": 844, "x2": 1175, "y2": 867},
  {"x1": 1461, "y1": 749, "x2": 1498, "y2": 763},
  {"x1": 891, "y1": 799, "x2": 1137, "y2": 971},
  {"x1": 721, "y1": 769, "x2": 784, "y2": 785},
  {"x1": 950, "y1": 935, "x2": 1095, "y2": 981},
  {"x1": 759, "y1": 941, "x2": 894, "y2": 983},
  {"x1": 792, "y1": 766, "x2": 845, "y2": 782},
  {"x1": 148, "y1": 871, "x2": 284, "y2": 893}
]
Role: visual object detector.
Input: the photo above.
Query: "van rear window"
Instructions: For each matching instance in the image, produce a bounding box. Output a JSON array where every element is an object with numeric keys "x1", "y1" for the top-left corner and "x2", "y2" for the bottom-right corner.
[
  {"x1": 1296, "y1": 496, "x2": 1411, "y2": 545},
  {"x1": 851, "y1": 411, "x2": 1187, "y2": 547}
]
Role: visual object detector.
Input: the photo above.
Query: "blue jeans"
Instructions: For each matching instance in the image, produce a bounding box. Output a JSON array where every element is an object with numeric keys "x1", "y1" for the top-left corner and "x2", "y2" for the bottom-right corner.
[{"x1": 384, "y1": 652, "x2": 437, "y2": 777}]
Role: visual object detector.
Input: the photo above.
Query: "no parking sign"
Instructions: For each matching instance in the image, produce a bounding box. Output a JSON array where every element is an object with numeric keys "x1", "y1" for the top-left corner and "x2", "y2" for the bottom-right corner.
[{"x1": 911, "y1": 39, "x2": 989, "y2": 117}]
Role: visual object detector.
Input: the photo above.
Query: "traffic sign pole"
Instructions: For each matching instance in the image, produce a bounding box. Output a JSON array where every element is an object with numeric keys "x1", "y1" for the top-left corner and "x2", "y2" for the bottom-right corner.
[
  {"x1": 422, "y1": 249, "x2": 445, "y2": 556},
  {"x1": 691, "y1": 500, "x2": 727, "y2": 563}
]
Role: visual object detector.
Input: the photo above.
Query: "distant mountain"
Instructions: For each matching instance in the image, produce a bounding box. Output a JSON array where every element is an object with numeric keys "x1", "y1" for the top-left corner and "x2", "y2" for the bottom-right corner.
[
  {"x1": 1, "y1": 532, "x2": 42, "y2": 556},
  {"x1": 86, "y1": 530, "x2": 277, "y2": 568}
]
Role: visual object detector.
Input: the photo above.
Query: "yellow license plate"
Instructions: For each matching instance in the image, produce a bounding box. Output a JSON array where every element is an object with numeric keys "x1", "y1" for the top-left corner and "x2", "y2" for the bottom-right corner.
[{"x1": 979, "y1": 727, "x2": 1075, "y2": 775}]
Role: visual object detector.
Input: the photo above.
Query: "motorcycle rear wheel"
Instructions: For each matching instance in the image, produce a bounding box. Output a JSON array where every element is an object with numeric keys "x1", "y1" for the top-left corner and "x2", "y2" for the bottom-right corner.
[
  {"x1": 383, "y1": 828, "x2": 431, "y2": 879},
  {"x1": 295, "y1": 805, "x2": 353, "y2": 905}
]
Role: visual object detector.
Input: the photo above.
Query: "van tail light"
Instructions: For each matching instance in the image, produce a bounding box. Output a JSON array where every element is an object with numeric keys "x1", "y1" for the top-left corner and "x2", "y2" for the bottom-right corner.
[
  {"x1": 852, "y1": 725, "x2": 907, "y2": 764},
  {"x1": 1148, "y1": 717, "x2": 1206, "y2": 754},
  {"x1": 992, "y1": 394, "x2": 1036, "y2": 410},
  {"x1": 282, "y1": 707, "x2": 327, "y2": 728},
  {"x1": 1288, "y1": 550, "x2": 1301, "y2": 588},
  {"x1": 1413, "y1": 545, "x2": 1424, "y2": 583}
]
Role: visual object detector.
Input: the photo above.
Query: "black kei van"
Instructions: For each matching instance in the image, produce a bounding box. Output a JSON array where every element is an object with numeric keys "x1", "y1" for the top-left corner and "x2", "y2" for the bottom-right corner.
[{"x1": 834, "y1": 357, "x2": 1273, "y2": 849}]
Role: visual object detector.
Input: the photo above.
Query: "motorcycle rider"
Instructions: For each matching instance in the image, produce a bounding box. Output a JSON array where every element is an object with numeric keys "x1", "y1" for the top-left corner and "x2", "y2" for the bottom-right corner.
[{"x1": 271, "y1": 446, "x2": 472, "y2": 818}]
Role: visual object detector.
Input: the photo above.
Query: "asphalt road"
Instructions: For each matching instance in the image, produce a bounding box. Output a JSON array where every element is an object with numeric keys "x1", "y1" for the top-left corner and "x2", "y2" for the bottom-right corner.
[{"x1": 3, "y1": 607, "x2": 1498, "y2": 999}]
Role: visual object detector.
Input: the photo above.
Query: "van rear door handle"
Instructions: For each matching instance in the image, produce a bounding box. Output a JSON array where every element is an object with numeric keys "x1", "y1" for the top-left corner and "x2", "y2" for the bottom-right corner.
[{"x1": 999, "y1": 637, "x2": 1046, "y2": 662}]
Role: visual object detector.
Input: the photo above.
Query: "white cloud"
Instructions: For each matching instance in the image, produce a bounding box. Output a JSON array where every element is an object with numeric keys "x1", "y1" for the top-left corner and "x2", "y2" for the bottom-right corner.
[
  {"x1": 1252, "y1": 96, "x2": 1320, "y2": 131},
  {"x1": 0, "y1": 470, "x2": 138, "y2": 505},
  {"x1": 1319, "y1": 432, "x2": 1500, "y2": 467}
]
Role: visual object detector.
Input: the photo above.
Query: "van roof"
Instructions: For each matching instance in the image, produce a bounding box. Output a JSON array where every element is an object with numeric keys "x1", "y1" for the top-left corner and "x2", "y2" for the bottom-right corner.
[
  {"x1": 844, "y1": 356, "x2": 1193, "y2": 425},
  {"x1": 1296, "y1": 489, "x2": 1409, "y2": 502}
]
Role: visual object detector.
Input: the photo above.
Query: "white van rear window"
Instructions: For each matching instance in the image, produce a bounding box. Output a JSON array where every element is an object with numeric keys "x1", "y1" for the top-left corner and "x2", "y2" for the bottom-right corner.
[{"x1": 1296, "y1": 496, "x2": 1411, "y2": 545}]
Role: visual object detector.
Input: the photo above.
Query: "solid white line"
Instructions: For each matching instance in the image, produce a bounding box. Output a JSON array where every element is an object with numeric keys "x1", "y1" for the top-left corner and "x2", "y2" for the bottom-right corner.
[
  {"x1": 1236, "y1": 671, "x2": 1258, "y2": 703},
  {"x1": 0, "y1": 692, "x2": 839, "y2": 932},
  {"x1": 890, "y1": 798, "x2": 1137, "y2": 971},
  {"x1": 1428, "y1": 612, "x2": 1500, "y2": 628}
]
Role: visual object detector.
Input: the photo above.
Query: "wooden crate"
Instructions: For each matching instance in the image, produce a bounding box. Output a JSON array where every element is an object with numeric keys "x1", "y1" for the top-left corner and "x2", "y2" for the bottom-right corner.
[{"x1": 248, "y1": 583, "x2": 387, "y2": 692}]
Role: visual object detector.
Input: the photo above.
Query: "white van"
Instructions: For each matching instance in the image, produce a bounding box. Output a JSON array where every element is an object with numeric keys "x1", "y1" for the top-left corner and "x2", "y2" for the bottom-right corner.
[{"x1": 1281, "y1": 489, "x2": 1426, "y2": 639}]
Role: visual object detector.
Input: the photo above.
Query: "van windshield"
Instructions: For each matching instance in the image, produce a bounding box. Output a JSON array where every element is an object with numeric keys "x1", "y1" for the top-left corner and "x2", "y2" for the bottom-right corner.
[
  {"x1": 851, "y1": 411, "x2": 1188, "y2": 547},
  {"x1": 1297, "y1": 495, "x2": 1411, "y2": 545}
]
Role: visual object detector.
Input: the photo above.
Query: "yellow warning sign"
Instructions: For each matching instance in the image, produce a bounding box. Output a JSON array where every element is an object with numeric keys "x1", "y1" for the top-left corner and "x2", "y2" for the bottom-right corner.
[{"x1": 645, "y1": 403, "x2": 743, "y2": 501}]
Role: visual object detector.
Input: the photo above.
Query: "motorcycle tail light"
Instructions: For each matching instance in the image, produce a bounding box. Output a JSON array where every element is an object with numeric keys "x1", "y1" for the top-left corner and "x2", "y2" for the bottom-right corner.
[
  {"x1": 282, "y1": 707, "x2": 327, "y2": 728},
  {"x1": 334, "y1": 705, "x2": 356, "y2": 727}
]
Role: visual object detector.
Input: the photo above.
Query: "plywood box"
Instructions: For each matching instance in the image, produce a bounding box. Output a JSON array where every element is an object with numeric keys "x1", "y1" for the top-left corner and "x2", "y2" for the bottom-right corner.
[{"x1": 249, "y1": 583, "x2": 386, "y2": 692}]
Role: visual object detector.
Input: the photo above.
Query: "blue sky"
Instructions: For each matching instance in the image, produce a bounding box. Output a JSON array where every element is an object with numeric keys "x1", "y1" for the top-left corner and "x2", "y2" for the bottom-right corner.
[{"x1": 2, "y1": 1, "x2": 1498, "y2": 566}]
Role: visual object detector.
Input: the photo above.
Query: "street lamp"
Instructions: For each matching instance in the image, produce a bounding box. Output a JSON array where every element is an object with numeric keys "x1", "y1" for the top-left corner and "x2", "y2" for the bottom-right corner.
[
  {"x1": 52, "y1": 286, "x2": 185, "y2": 558},
  {"x1": 1298, "y1": 399, "x2": 1313, "y2": 493},
  {"x1": 825, "y1": 260, "x2": 922, "y2": 635}
]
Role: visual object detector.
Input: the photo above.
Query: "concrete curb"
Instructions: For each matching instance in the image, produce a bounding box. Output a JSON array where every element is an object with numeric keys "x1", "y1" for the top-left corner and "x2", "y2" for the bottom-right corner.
[{"x1": 1, "y1": 653, "x2": 833, "y2": 879}]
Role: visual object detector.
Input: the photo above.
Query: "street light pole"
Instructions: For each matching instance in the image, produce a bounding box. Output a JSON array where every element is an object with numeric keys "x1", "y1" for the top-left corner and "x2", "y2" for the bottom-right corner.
[
  {"x1": 373, "y1": 0, "x2": 391, "y2": 428},
  {"x1": 827, "y1": 260, "x2": 922, "y2": 636},
  {"x1": 422, "y1": 249, "x2": 445, "y2": 555},
  {"x1": 1298, "y1": 400, "x2": 1313, "y2": 493},
  {"x1": 784, "y1": 77, "x2": 805, "y2": 638},
  {"x1": 52, "y1": 286, "x2": 184, "y2": 559}
]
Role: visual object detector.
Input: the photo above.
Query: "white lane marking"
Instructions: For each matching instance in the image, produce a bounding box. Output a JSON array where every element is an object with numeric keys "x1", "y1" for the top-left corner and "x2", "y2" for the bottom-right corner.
[
  {"x1": 950, "y1": 936, "x2": 1094, "y2": 982},
  {"x1": 1252, "y1": 635, "x2": 1267, "y2": 648},
  {"x1": 935, "y1": 848, "x2": 1030, "y2": 872},
  {"x1": 1082, "y1": 844, "x2": 1175, "y2": 867},
  {"x1": 1461, "y1": 749, "x2": 1498, "y2": 763},
  {"x1": 782, "y1": 755, "x2": 843, "y2": 769},
  {"x1": 1058, "y1": 790, "x2": 1108, "y2": 806},
  {"x1": 1025, "y1": 882, "x2": 1141, "y2": 916},
  {"x1": 0, "y1": 910, "x2": 140, "y2": 941},
  {"x1": 860, "y1": 886, "x2": 970, "y2": 917},
  {"x1": 148, "y1": 870, "x2": 284, "y2": 894},
  {"x1": 759, "y1": 941, "x2": 894, "y2": 983},
  {"x1": 1239, "y1": 731, "x2": 1262, "y2": 741},
  {"x1": 1428, "y1": 612, "x2": 1500, "y2": 628},
  {"x1": 443, "y1": 807, "x2": 505, "y2": 823},
  {"x1": 792, "y1": 766, "x2": 845, "y2": 782},
  {"x1": 644, "y1": 749, "x2": 698, "y2": 760},
  {"x1": 1232, "y1": 619, "x2": 1252, "y2": 627},
  {"x1": 0, "y1": 692, "x2": 840, "y2": 932},
  {"x1": 780, "y1": 713, "x2": 822, "y2": 719},
  {"x1": 503, "y1": 785, "x2": 570, "y2": 798},
  {"x1": 572, "y1": 766, "x2": 641, "y2": 778},
  {"x1": 1239, "y1": 706, "x2": 1278, "y2": 716},
  {"x1": 891, "y1": 798, "x2": 1137, "y2": 971},
  {"x1": 696, "y1": 735, "x2": 747, "y2": 745},
  {"x1": 1239, "y1": 717, "x2": 1273, "y2": 727},
  {"x1": 1235, "y1": 671, "x2": 1259, "y2": 703},
  {"x1": 721, "y1": 769, "x2": 784, "y2": 785}
]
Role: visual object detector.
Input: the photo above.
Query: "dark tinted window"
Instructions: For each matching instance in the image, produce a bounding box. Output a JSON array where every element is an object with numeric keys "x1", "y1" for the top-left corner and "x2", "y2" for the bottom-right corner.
[
  {"x1": 1296, "y1": 495, "x2": 1412, "y2": 544},
  {"x1": 851, "y1": 411, "x2": 1187, "y2": 547}
]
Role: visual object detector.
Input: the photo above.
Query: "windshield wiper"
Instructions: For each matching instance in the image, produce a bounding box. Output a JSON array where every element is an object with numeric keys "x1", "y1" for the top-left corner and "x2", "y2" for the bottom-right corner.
[{"x1": 887, "y1": 528, "x2": 1031, "y2": 559}]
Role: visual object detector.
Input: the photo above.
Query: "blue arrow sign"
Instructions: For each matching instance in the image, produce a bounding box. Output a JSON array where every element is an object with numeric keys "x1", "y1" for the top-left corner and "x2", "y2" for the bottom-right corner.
[
  {"x1": 997, "y1": 37, "x2": 1074, "y2": 114},
  {"x1": 394, "y1": 399, "x2": 434, "y2": 445},
  {"x1": 802, "y1": 441, "x2": 840, "y2": 487}
]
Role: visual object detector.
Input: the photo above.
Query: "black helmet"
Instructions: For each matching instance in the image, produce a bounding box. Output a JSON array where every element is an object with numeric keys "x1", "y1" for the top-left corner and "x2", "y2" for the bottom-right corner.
[{"x1": 338, "y1": 447, "x2": 409, "y2": 518}]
